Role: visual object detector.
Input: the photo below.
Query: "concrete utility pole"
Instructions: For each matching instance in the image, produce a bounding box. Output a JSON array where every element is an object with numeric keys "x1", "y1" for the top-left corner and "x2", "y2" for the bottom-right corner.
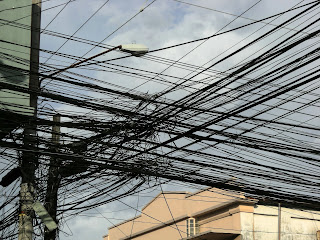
[
  {"x1": 18, "y1": 183, "x2": 34, "y2": 240},
  {"x1": 18, "y1": 1, "x2": 41, "y2": 239},
  {"x1": 44, "y1": 114, "x2": 61, "y2": 240},
  {"x1": 278, "y1": 203, "x2": 281, "y2": 240}
]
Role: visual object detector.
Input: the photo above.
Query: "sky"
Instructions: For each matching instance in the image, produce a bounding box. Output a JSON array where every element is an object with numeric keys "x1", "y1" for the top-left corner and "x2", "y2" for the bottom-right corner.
[
  {"x1": 1, "y1": 0, "x2": 318, "y2": 239},
  {"x1": 39, "y1": 0, "x2": 305, "y2": 103}
]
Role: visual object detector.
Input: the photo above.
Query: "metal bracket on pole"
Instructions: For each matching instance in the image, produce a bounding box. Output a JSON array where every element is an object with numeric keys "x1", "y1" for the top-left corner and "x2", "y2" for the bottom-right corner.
[{"x1": 33, "y1": 201, "x2": 58, "y2": 231}]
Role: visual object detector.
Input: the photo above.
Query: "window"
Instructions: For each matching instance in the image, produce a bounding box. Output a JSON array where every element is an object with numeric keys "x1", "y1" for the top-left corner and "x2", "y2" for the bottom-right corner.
[{"x1": 186, "y1": 218, "x2": 198, "y2": 237}]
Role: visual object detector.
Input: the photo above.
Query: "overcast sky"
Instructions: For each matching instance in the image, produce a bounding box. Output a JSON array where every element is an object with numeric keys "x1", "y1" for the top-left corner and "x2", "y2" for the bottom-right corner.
[{"x1": 37, "y1": 0, "x2": 311, "y2": 239}]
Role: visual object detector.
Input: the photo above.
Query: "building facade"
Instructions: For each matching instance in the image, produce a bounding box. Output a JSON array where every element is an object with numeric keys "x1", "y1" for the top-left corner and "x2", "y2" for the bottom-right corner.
[{"x1": 103, "y1": 188, "x2": 320, "y2": 240}]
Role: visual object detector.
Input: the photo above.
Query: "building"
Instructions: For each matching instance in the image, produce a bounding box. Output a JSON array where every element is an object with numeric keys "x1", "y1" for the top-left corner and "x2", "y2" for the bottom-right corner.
[{"x1": 103, "y1": 188, "x2": 320, "y2": 240}]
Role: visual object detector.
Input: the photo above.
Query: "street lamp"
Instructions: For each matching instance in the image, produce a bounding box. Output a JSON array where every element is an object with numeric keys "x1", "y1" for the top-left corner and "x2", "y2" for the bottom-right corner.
[{"x1": 15, "y1": 43, "x2": 149, "y2": 239}]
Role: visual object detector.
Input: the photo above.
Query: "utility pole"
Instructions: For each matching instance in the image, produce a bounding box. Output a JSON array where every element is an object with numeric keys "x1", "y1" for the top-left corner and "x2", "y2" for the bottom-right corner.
[
  {"x1": 18, "y1": 1, "x2": 41, "y2": 240},
  {"x1": 44, "y1": 114, "x2": 61, "y2": 240},
  {"x1": 278, "y1": 203, "x2": 281, "y2": 240}
]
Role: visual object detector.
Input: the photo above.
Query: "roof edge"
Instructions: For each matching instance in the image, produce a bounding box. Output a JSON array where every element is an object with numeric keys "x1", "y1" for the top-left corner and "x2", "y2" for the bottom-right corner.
[{"x1": 141, "y1": 191, "x2": 191, "y2": 212}]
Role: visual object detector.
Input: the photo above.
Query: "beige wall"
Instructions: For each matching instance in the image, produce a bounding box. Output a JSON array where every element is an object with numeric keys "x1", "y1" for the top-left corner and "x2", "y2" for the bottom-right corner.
[
  {"x1": 107, "y1": 193, "x2": 188, "y2": 240},
  {"x1": 199, "y1": 205, "x2": 247, "y2": 234},
  {"x1": 107, "y1": 188, "x2": 245, "y2": 240}
]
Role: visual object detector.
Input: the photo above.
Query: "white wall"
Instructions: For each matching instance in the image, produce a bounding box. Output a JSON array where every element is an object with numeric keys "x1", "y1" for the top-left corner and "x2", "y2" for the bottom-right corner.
[{"x1": 240, "y1": 205, "x2": 320, "y2": 240}]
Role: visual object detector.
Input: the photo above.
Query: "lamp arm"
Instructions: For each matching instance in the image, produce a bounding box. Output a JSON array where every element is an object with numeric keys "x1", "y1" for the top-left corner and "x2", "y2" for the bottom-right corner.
[{"x1": 47, "y1": 45, "x2": 122, "y2": 78}]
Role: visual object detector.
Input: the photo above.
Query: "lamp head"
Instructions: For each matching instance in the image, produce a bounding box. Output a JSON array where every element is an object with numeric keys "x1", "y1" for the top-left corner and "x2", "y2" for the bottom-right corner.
[{"x1": 120, "y1": 44, "x2": 149, "y2": 56}]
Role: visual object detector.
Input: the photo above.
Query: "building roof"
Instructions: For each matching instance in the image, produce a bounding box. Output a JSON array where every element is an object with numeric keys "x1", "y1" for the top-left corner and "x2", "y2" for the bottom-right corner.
[
  {"x1": 109, "y1": 188, "x2": 255, "y2": 232},
  {"x1": 117, "y1": 198, "x2": 255, "y2": 240},
  {"x1": 109, "y1": 191, "x2": 191, "y2": 231}
]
